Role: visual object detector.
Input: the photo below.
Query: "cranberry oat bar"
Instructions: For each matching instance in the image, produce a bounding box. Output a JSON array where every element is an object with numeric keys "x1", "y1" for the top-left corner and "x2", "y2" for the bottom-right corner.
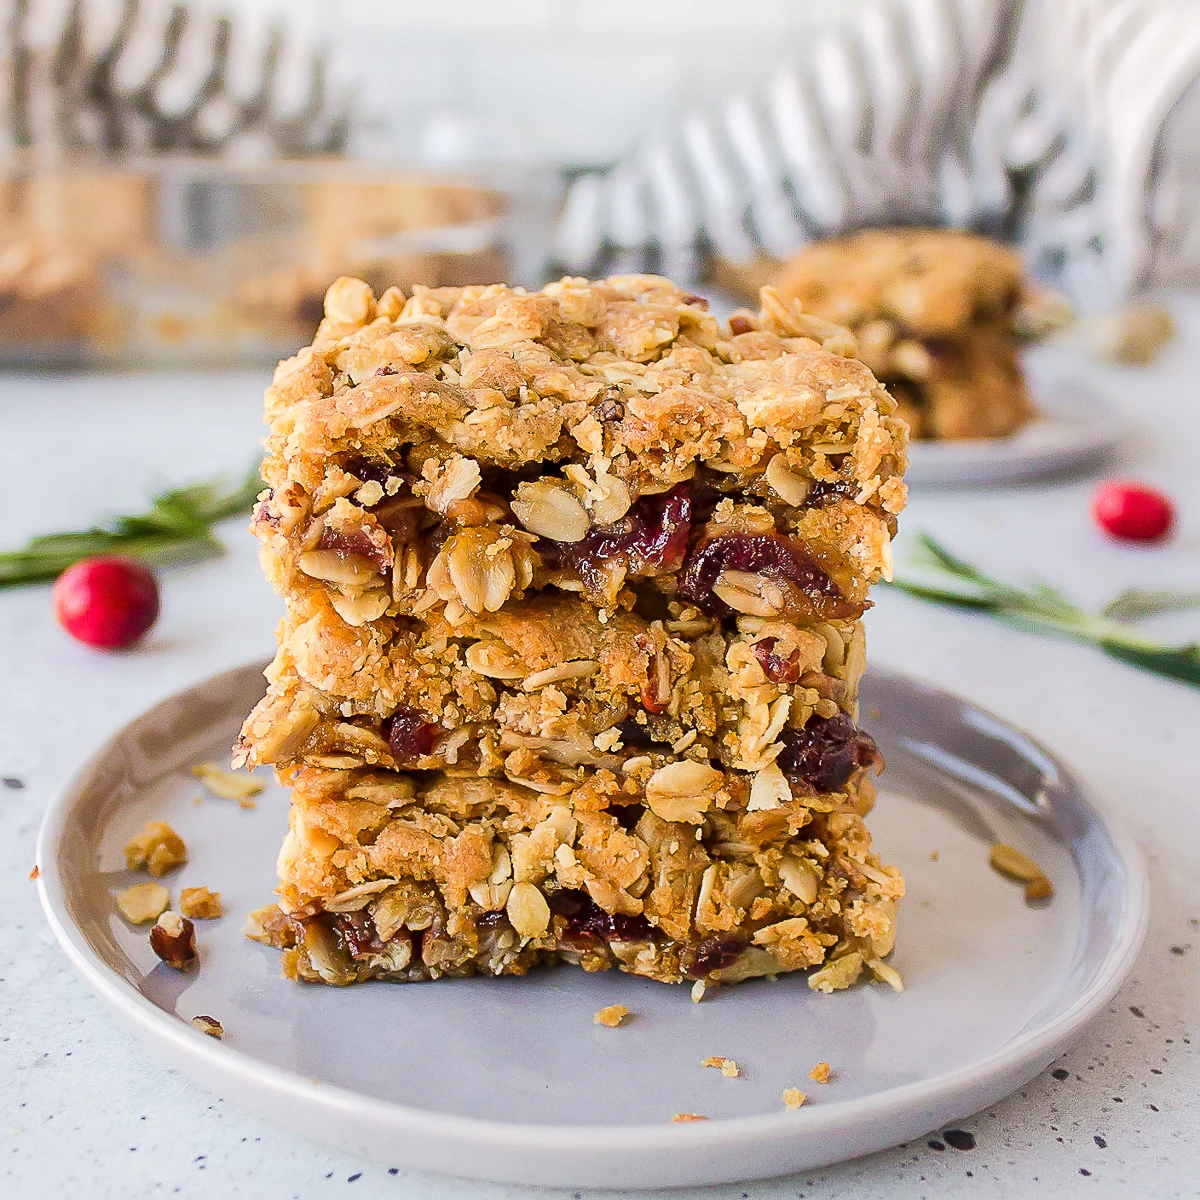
[
  {"x1": 773, "y1": 228, "x2": 1034, "y2": 441},
  {"x1": 238, "y1": 273, "x2": 907, "y2": 991}
]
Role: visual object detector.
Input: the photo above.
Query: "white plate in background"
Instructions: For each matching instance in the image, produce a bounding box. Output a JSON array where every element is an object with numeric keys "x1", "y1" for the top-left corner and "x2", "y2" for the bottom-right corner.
[
  {"x1": 36, "y1": 663, "x2": 1147, "y2": 1190},
  {"x1": 906, "y1": 373, "x2": 1127, "y2": 486}
]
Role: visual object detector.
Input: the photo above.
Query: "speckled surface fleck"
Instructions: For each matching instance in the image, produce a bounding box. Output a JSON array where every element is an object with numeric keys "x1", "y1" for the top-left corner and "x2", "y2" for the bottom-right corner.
[{"x1": 3, "y1": 309, "x2": 1200, "y2": 1199}]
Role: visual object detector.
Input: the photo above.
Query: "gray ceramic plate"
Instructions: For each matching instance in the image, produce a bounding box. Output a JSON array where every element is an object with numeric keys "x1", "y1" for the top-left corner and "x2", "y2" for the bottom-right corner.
[
  {"x1": 905, "y1": 369, "x2": 1126, "y2": 487},
  {"x1": 36, "y1": 663, "x2": 1147, "y2": 1190}
]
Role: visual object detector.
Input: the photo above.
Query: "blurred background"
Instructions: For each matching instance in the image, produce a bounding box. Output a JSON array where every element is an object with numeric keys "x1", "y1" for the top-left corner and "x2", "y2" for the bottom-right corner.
[{"x1": 4, "y1": 0, "x2": 1200, "y2": 370}]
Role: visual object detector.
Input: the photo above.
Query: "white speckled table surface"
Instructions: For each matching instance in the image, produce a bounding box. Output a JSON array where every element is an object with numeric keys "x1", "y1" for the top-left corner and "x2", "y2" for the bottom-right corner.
[{"x1": 3, "y1": 304, "x2": 1199, "y2": 1200}]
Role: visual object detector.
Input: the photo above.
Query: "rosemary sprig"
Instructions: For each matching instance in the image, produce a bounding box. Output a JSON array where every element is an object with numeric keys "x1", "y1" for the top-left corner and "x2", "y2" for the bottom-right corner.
[
  {"x1": 0, "y1": 465, "x2": 262, "y2": 588},
  {"x1": 888, "y1": 533, "x2": 1200, "y2": 689}
]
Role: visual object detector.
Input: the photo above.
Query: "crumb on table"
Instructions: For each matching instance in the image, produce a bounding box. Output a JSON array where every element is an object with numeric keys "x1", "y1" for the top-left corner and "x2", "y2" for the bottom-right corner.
[
  {"x1": 782, "y1": 1088, "x2": 807, "y2": 1109},
  {"x1": 192, "y1": 1015, "x2": 223, "y2": 1039},
  {"x1": 593, "y1": 1004, "x2": 630, "y2": 1028},
  {"x1": 701, "y1": 1056, "x2": 741, "y2": 1078},
  {"x1": 809, "y1": 1062, "x2": 831, "y2": 1084}
]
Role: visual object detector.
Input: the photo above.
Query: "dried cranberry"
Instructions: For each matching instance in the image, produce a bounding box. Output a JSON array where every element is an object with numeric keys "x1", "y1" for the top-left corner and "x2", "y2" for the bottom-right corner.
[
  {"x1": 728, "y1": 314, "x2": 755, "y2": 335},
  {"x1": 752, "y1": 637, "x2": 801, "y2": 683},
  {"x1": 679, "y1": 533, "x2": 849, "y2": 618},
  {"x1": 775, "y1": 713, "x2": 880, "y2": 793},
  {"x1": 685, "y1": 936, "x2": 748, "y2": 978},
  {"x1": 476, "y1": 911, "x2": 507, "y2": 931},
  {"x1": 551, "y1": 889, "x2": 654, "y2": 943},
  {"x1": 426, "y1": 519, "x2": 454, "y2": 560},
  {"x1": 332, "y1": 911, "x2": 383, "y2": 960},
  {"x1": 340, "y1": 455, "x2": 407, "y2": 492},
  {"x1": 616, "y1": 718, "x2": 669, "y2": 749},
  {"x1": 807, "y1": 479, "x2": 858, "y2": 504},
  {"x1": 558, "y1": 486, "x2": 693, "y2": 593},
  {"x1": 384, "y1": 707, "x2": 438, "y2": 761},
  {"x1": 681, "y1": 293, "x2": 710, "y2": 310}
]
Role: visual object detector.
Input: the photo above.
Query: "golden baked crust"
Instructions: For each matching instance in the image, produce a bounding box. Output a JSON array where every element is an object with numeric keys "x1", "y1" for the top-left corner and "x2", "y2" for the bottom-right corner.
[
  {"x1": 773, "y1": 229, "x2": 1033, "y2": 440},
  {"x1": 238, "y1": 273, "x2": 908, "y2": 993},
  {"x1": 248, "y1": 765, "x2": 903, "y2": 991}
]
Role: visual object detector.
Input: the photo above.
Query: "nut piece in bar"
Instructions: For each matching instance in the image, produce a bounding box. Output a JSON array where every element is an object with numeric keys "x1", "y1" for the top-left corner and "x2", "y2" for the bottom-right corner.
[{"x1": 150, "y1": 911, "x2": 197, "y2": 970}]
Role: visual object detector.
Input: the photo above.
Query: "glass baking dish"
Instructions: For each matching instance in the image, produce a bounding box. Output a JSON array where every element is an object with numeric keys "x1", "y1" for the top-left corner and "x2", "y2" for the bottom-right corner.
[{"x1": 0, "y1": 155, "x2": 562, "y2": 368}]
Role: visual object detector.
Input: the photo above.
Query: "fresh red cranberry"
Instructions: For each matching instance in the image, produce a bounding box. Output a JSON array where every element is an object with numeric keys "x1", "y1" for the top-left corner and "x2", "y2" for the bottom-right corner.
[
  {"x1": 53, "y1": 556, "x2": 160, "y2": 649},
  {"x1": 1093, "y1": 480, "x2": 1174, "y2": 543},
  {"x1": 679, "y1": 533, "x2": 852, "y2": 619},
  {"x1": 384, "y1": 708, "x2": 438, "y2": 761},
  {"x1": 776, "y1": 713, "x2": 880, "y2": 793},
  {"x1": 752, "y1": 636, "x2": 801, "y2": 683}
]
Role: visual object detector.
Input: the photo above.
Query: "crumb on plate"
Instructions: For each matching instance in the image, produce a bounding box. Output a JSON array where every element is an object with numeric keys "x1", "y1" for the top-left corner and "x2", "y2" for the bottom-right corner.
[
  {"x1": 782, "y1": 1088, "x2": 807, "y2": 1109},
  {"x1": 150, "y1": 911, "x2": 197, "y2": 970},
  {"x1": 117, "y1": 881, "x2": 171, "y2": 924},
  {"x1": 701, "y1": 1056, "x2": 740, "y2": 1078},
  {"x1": 989, "y1": 841, "x2": 1054, "y2": 904},
  {"x1": 124, "y1": 821, "x2": 187, "y2": 877},
  {"x1": 672, "y1": 1113, "x2": 710, "y2": 1123},
  {"x1": 809, "y1": 1062, "x2": 831, "y2": 1084},
  {"x1": 191, "y1": 762, "x2": 264, "y2": 805},
  {"x1": 179, "y1": 886, "x2": 223, "y2": 920},
  {"x1": 593, "y1": 1004, "x2": 630, "y2": 1028},
  {"x1": 192, "y1": 1015, "x2": 223, "y2": 1039}
]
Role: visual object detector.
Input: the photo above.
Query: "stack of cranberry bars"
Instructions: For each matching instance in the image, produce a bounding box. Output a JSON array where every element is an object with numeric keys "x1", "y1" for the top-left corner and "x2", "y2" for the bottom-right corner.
[{"x1": 236, "y1": 273, "x2": 908, "y2": 994}]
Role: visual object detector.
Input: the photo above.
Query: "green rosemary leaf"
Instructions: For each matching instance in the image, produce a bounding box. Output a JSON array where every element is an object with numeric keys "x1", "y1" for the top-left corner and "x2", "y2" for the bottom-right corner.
[
  {"x1": 1102, "y1": 588, "x2": 1200, "y2": 622},
  {"x1": 0, "y1": 467, "x2": 260, "y2": 589},
  {"x1": 889, "y1": 532, "x2": 1200, "y2": 690}
]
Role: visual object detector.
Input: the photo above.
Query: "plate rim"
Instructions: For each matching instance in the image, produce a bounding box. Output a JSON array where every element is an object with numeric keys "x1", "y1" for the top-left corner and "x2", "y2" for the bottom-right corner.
[{"x1": 35, "y1": 661, "x2": 1150, "y2": 1166}]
